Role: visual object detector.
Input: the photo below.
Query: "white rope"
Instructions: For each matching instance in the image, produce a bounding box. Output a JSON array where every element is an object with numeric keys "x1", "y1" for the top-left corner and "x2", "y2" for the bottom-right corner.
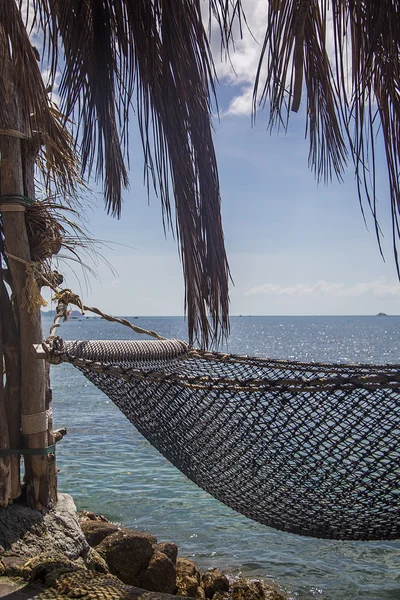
[{"x1": 21, "y1": 411, "x2": 48, "y2": 435}]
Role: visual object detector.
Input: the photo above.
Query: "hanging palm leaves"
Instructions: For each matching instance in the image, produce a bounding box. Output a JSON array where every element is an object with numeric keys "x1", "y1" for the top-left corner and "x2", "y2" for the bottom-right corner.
[{"x1": 2, "y1": 1, "x2": 400, "y2": 343}]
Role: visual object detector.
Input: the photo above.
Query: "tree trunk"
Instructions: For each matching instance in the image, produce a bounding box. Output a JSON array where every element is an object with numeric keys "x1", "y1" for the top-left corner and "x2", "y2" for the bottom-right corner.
[
  {"x1": 0, "y1": 280, "x2": 11, "y2": 506},
  {"x1": 0, "y1": 275, "x2": 21, "y2": 500},
  {"x1": 0, "y1": 133, "x2": 53, "y2": 509},
  {"x1": 45, "y1": 366, "x2": 57, "y2": 503}
]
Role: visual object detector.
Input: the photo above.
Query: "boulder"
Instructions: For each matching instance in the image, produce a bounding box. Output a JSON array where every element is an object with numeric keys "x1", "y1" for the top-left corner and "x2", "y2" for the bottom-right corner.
[
  {"x1": 176, "y1": 558, "x2": 201, "y2": 584},
  {"x1": 231, "y1": 579, "x2": 265, "y2": 600},
  {"x1": 138, "y1": 548, "x2": 177, "y2": 594},
  {"x1": 82, "y1": 545, "x2": 109, "y2": 573},
  {"x1": 176, "y1": 557, "x2": 202, "y2": 597},
  {"x1": 80, "y1": 519, "x2": 122, "y2": 547},
  {"x1": 0, "y1": 493, "x2": 89, "y2": 561},
  {"x1": 232, "y1": 579, "x2": 287, "y2": 600},
  {"x1": 201, "y1": 568, "x2": 230, "y2": 599},
  {"x1": 157, "y1": 541, "x2": 178, "y2": 565},
  {"x1": 96, "y1": 529, "x2": 155, "y2": 584},
  {"x1": 78, "y1": 510, "x2": 110, "y2": 523}
]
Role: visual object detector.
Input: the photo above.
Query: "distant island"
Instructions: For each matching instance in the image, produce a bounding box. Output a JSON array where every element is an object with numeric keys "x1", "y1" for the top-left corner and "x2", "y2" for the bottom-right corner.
[{"x1": 376, "y1": 312, "x2": 388, "y2": 316}]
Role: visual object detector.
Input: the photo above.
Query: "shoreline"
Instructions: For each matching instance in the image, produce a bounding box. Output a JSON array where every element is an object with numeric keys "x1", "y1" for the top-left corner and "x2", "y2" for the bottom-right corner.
[{"x1": 0, "y1": 494, "x2": 288, "y2": 599}]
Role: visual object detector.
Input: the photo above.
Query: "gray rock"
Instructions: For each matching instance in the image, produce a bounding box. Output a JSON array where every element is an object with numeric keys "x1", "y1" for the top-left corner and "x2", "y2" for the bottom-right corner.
[
  {"x1": 0, "y1": 494, "x2": 89, "y2": 561},
  {"x1": 201, "y1": 569, "x2": 230, "y2": 599}
]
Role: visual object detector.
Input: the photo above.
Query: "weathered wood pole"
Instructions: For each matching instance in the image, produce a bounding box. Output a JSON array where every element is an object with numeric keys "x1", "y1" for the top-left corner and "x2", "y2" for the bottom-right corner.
[
  {"x1": 0, "y1": 281, "x2": 11, "y2": 506},
  {"x1": 0, "y1": 275, "x2": 21, "y2": 501},
  {"x1": 0, "y1": 125, "x2": 56, "y2": 509}
]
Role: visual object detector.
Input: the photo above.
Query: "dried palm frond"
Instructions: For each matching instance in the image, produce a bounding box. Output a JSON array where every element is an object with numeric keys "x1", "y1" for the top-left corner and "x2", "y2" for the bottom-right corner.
[
  {"x1": 25, "y1": 200, "x2": 63, "y2": 261},
  {"x1": 9, "y1": 1, "x2": 400, "y2": 345},
  {"x1": 254, "y1": 0, "x2": 348, "y2": 182},
  {"x1": 24, "y1": 199, "x2": 117, "y2": 290},
  {"x1": 23, "y1": 0, "x2": 232, "y2": 346},
  {"x1": 0, "y1": 0, "x2": 80, "y2": 197}
]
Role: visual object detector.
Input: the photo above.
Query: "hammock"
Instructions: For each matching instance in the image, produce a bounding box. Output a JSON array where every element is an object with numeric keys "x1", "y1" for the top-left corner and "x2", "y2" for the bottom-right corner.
[{"x1": 46, "y1": 335, "x2": 400, "y2": 542}]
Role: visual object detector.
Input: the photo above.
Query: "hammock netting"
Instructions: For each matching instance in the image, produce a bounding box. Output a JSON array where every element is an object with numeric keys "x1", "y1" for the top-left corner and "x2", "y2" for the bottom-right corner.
[{"x1": 51, "y1": 338, "x2": 400, "y2": 541}]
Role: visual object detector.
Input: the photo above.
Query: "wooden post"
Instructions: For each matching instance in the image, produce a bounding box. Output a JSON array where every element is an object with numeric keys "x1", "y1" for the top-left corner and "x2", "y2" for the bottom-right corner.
[
  {"x1": 45, "y1": 364, "x2": 57, "y2": 503},
  {"x1": 0, "y1": 275, "x2": 21, "y2": 500},
  {"x1": 0, "y1": 131, "x2": 53, "y2": 509},
  {"x1": 0, "y1": 287, "x2": 11, "y2": 506}
]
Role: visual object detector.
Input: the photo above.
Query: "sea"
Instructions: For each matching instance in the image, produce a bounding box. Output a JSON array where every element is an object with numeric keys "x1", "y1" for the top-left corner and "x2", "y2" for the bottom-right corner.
[{"x1": 43, "y1": 314, "x2": 400, "y2": 600}]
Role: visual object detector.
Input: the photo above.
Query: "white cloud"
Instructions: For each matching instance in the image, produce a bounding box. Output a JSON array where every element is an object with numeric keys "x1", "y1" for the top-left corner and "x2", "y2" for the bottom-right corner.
[
  {"x1": 226, "y1": 85, "x2": 254, "y2": 116},
  {"x1": 208, "y1": 1, "x2": 343, "y2": 117},
  {"x1": 246, "y1": 280, "x2": 400, "y2": 298},
  {"x1": 206, "y1": 0, "x2": 268, "y2": 116}
]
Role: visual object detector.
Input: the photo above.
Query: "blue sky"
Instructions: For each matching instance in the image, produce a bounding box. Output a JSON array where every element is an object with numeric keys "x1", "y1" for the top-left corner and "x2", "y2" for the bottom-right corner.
[{"x1": 45, "y1": 1, "x2": 400, "y2": 317}]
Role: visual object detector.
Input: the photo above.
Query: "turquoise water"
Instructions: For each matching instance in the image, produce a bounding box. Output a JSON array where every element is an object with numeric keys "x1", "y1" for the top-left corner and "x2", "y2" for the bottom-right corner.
[{"x1": 45, "y1": 315, "x2": 400, "y2": 600}]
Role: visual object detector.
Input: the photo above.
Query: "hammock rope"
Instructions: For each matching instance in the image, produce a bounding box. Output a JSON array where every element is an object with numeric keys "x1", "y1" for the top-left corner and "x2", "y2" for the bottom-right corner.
[{"x1": 46, "y1": 331, "x2": 400, "y2": 542}]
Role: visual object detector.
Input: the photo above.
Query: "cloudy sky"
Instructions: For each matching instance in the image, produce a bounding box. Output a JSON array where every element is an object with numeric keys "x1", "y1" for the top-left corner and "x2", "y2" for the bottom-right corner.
[{"x1": 46, "y1": 1, "x2": 400, "y2": 318}]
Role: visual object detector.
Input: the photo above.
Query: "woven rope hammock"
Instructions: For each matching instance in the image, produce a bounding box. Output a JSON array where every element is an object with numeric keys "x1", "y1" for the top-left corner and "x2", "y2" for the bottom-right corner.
[{"x1": 46, "y1": 335, "x2": 400, "y2": 542}]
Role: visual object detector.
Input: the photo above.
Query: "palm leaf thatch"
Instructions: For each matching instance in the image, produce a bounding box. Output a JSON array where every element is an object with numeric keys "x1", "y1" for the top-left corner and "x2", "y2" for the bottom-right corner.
[
  {"x1": 4, "y1": 1, "x2": 400, "y2": 345},
  {"x1": 20, "y1": 0, "x2": 232, "y2": 347},
  {"x1": 0, "y1": 0, "x2": 80, "y2": 196}
]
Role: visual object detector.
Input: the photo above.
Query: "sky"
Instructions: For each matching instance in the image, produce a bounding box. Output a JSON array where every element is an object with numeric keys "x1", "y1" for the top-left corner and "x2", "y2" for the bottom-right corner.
[{"x1": 43, "y1": 0, "x2": 400, "y2": 318}]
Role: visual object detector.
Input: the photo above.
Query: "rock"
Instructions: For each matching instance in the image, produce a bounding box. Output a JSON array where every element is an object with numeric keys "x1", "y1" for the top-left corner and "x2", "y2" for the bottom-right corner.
[
  {"x1": 22, "y1": 552, "x2": 77, "y2": 585},
  {"x1": 1, "y1": 554, "x2": 27, "y2": 577},
  {"x1": 231, "y1": 579, "x2": 287, "y2": 600},
  {"x1": 263, "y1": 585, "x2": 287, "y2": 600},
  {"x1": 80, "y1": 519, "x2": 122, "y2": 547},
  {"x1": 176, "y1": 557, "x2": 202, "y2": 598},
  {"x1": 213, "y1": 593, "x2": 231, "y2": 600},
  {"x1": 0, "y1": 493, "x2": 89, "y2": 562},
  {"x1": 231, "y1": 579, "x2": 265, "y2": 600},
  {"x1": 157, "y1": 541, "x2": 178, "y2": 565},
  {"x1": 201, "y1": 569, "x2": 230, "y2": 599},
  {"x1": 138, "y1": 548, "x2": 176, "y2": 594},
  {"x1": 96, "y1": 529, "x2": 155, "y2": 584},
  {"x1": 176, "y1": 574, "x2": 199, "y2": 598},
  {"x1": 177, "y1": 558, "x2": 201, "y2": 584},
  {"x1": 96, "y1": 530, "x2": 177, "y2": 594},
  {"x1": 82, "y1": 546, "x2": 109, "y2": 573},
  {"x1": 78, "y1": 510, "x2": 110, "y2": 523}
]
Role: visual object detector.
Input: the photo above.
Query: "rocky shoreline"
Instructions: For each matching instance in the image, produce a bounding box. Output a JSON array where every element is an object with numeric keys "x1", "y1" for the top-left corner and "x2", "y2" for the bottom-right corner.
[{"x1": 0, "y1": 494, "x2": 288, "y2": 599}]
